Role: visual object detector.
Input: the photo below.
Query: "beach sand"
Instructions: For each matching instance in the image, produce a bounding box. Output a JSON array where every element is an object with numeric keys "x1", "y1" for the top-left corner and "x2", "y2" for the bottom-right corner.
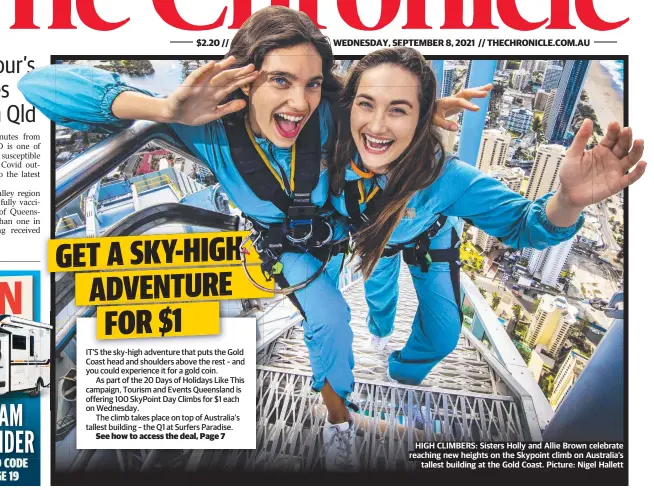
[{"x1": 584, "y1": 60, "x2": 624, "y2": 131}]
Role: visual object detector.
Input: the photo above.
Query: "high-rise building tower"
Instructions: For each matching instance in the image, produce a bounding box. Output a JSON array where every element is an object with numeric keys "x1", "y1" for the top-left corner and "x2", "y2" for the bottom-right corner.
[
  {"x1": 441, "y1": 61, "x2": 456, "y2": 98},
  {"x1": 497, "y1": 59, "x2": 508, "y2": 71},
  {"x1": 511, "y1": 69, "x2": 531, "y2": 90},
  {"x1": 439, "y1": 115, "x2": 459, "y2": 154},
  {"x1": 464, "y1": 60, "x2": 472, "y2": 89},
  {"x1": 525, "y1": 294, "x2": 578, "y2": 358},
  {"x1": 542, "y1": 89, "x2": 557, "y2": 131},
  {"x1": 545, "y1": 60, "x2": 591, "y2": 143},
  {"x1": 535, "y1": 60, "x2": 549, "y2": 73},
  {"x1": 520, "y1": 59, "x2": 536, "y2": 73},
  {"x1": 542, "y1": 62, "x2": 564, "y2": 92},
  {"x1": 534, "y1": 89, "x2": 549, "y2": 111},
  {"x1": 525, "y1": 144, "x2": 566, "y2": 201},
  {"x1": 550, "y1": 350, "x2": 589, "y2": 410},
  {"x1": 476, "y1": 129, "x2": 511, "y2": 173},
  {"x1": 473, "y1": 227, "x2": 497, "y2": 253},
  {"x1": 527, "y1": 237, "x2": 575, "y2": 287}
]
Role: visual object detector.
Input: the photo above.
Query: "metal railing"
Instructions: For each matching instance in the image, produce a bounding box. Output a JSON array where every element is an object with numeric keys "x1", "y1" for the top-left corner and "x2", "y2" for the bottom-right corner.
[
  {"x1": 56, "y1": 121, "x2": 201, "y2": 213},
  {"x1": 460, "y1": 272, "x2": 554, "y2": 430}
]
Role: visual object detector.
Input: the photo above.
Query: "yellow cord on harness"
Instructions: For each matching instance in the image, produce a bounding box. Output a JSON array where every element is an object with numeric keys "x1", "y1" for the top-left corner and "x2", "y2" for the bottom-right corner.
[
  {"x1": 245, "y1": 121, "x2": 296, "y2": 194},
  {"x1": 240, "y1": 232, "x2": 333, "y2": 295}
]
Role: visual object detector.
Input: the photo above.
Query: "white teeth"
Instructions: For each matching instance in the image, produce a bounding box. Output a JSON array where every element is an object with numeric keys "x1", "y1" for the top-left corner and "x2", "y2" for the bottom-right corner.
[
  {"x1": 277, "y1": 114, "x2": 304, "y2": 122},
  {"x1": 364, "y1": 134, "x2": 393, "y2": 145}
]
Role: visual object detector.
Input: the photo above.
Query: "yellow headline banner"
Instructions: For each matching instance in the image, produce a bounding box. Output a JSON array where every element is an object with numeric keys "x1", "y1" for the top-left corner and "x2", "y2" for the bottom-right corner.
[
  {"x1": 97, "y1": 302, "x2": 220, "y2": 340},
  {"x1": 48, "y1": 231, "x2": 260, "y2": 272},
  {"x1": 75, "y1": 266, "x2": 274, "y2": 306}
]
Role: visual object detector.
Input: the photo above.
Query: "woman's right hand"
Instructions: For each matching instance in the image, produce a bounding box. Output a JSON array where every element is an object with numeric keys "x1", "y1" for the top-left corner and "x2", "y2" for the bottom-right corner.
[{"x1": 162, "y1": 57, "x2": 259, "y2": 125}]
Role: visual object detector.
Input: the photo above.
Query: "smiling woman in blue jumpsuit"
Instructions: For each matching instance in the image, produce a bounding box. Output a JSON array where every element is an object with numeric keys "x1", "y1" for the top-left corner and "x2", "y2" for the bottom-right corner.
[
  {"x1": 18, "y1": 8, "x2": 492, "y2": 470},
  {"x1": 17, "y1": 6, "x2": 370, "y2": 470},
  {"x1": 330, "y1": 48, "x2": 646, "y2": 387}
]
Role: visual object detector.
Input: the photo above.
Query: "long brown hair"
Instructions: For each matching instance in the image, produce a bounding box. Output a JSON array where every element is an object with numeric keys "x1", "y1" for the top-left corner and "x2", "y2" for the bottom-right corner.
[
  {"x1": 220, "y1": 6, "x2": 341, "y2": 123},
  {"x1": 330, "y1": 48, "x2": 445, "y2": 278}
]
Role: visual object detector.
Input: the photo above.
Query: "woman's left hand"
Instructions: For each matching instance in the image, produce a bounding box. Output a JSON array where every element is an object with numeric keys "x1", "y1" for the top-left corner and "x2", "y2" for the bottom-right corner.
[
  {"x1": 432, "y1": 84, "x2": 493, "y2": 131},
  {"x1": 558, "y1": 119, "x2": 646, "y2": 209}
]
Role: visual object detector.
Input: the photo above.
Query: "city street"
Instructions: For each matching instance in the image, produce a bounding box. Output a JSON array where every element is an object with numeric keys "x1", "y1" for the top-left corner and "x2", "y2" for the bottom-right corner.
[{"x1": 598, "y1": 201, "x2": 620, "y2": 251}]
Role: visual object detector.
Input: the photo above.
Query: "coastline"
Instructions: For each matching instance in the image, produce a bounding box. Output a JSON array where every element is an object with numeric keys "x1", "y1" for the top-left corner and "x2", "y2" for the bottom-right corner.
[{"x1": 584, "y1": 60, "x2": 624, "y2": 130}]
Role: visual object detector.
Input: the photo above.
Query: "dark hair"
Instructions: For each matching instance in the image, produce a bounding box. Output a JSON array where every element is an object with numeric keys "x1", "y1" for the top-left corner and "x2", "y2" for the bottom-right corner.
[
  {"x1": 220, "y1": 6, "x2": 341, "y2": 122},
  {"x1": 330, "y1": 48, "x2": 445, "y2": 278}
]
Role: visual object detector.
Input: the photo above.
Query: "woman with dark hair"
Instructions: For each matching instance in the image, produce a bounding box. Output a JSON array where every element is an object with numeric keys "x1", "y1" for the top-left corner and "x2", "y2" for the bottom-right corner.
[
  {"x1": 19, "y1": 6, "x2": 364, "y2": 470},
  {"x1": 330, "y1": 48, "x2": 645, "y2": 387},
  {"x1": 18, "y1": 6, "x2": 499, "y2": 468}
]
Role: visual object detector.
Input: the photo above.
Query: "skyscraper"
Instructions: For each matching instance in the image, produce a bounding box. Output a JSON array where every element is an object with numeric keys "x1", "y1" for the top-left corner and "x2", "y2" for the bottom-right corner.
[
  {"x1": 441, "y1": 61, "x2": 456, "y2": 98},
  {"x1": 511, "y1": 69, "x2": 531, "y2": 90},
  {"x1": 542, "y1": 89, "x2": 557, "y2": 131},
  {"x1": 545, "y1": 60, "x2": 591, "y2": 143},
  {"x1": 535, "y1": 60, "x2": 549, "y2": 73},
  {"x1": 525, "y1": 144, "x2": 566, "y2": 201},
  {"x1": 520, "y1": 59, "x2": 536, "y2": 73},
  {"x1": 464, "y1": 60, "x2": 472, "y2": 89},
  {"x1": 473, "y1": 227, "x2": 497, "y2": 253},
  {"x1": 525, "y1": 294, "x2": 578, "y2": 358},
  {"x1": 476, "y1": 129, "x2": 511, "y2": 173},
  {"x1": 439, "y1": 115, "x2": 459, "y2": 154},
  {"x1": 550, "y1": 350, "x2": 589, "y2": 410},
  {"x1": 527, "y1": 237, "x2": 575, "y2": 287},
  {"x1": 542, "y1": 62, "x2": 563, "y2": 92},
  {"x1": 534, "y1": 89, "x2": 549, "y2": 111}
]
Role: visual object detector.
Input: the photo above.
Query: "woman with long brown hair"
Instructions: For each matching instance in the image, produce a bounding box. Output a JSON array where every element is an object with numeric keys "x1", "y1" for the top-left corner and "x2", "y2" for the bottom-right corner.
[
  {"x1": 19, "y1": 7, "x2": 488, "y2": 470},
  {"x1": 330, "y1": 48, "x2": 645, "y2": 387}
]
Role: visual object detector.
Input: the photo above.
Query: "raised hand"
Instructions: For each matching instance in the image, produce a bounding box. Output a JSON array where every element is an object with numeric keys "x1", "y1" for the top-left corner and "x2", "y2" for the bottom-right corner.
[
  {"x1": 433, "y1": 84, "x2": 493, "y2": 131},
  {"x1": 558, "y1": 119, "x2": 646, "y2": 209},
  {"x1": 163, "y1": 57, "x2": 259, "y2": 126}
]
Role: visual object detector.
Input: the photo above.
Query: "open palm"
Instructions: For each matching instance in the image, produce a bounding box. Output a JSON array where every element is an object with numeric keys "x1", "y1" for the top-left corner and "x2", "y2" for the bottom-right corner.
[
  {"x1": 559, "y1": 119, "x2": 646, "y2": 208},
  {"x1": 164, "y1": 57, "x2": 258, "y2": 126}
]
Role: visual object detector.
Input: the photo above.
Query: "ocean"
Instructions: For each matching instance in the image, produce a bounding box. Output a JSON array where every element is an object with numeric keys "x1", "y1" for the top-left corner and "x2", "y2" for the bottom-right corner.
[{"x1": 599, "y1": 60, "x2": 624, "y2": 93}]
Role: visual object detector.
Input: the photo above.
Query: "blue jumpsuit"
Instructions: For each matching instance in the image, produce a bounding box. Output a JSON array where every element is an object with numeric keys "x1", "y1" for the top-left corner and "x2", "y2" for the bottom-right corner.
[
  {"x1": 332, "y1": 154, "x2": 585, "y2": 385},
  {"x1": 19, "y1": 65, "x2": 356, "y2": 400}
]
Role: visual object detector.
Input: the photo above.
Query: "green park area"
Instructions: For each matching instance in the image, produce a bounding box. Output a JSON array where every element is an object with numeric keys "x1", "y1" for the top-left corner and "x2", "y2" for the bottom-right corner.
[{"x1": 461, "y1": 240, "x2": 485, "y2": 272}]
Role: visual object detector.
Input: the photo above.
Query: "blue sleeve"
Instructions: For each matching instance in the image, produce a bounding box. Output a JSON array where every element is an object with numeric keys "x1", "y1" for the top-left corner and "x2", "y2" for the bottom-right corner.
[
  {"x1": 19, "y1": 64, "x2": 226, "y2": 173},
  {"x1": 18, "y1": 64, "x2": 156, "y2": 133},
  {"x1": 437, "y1": 158, "x2": 584, "y2": 250}
]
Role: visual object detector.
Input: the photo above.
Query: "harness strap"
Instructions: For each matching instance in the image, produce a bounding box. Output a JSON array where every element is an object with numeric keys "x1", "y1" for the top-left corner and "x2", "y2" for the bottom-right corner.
[
  {"x1": 344, "y1": 179, "x2": 383, "y2": 229},
  {"x1": 224, "y1": 112, "x2": 322, "y2": 215},
  {"x1": 383, "y1": 214, "x2": 449, "y2": 256}
]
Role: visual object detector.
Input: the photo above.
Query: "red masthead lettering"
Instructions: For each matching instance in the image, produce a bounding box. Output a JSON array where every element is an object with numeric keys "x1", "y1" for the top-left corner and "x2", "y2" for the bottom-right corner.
[
  {"x1": 576, "y1": 0, "x2": 628, "y2": 31},
  {"x1": 11, "y1": 0, "x2": 129, "y2": 30},
  {"x1": 8, "y1": 0, "x2": 631, "y2": 32},
  {"x1": 497, "y1": 0, "x2": 547, "y2": 31},
  {"x1": 153, "y1": 0, "x2": 227, "y2": 30}
]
